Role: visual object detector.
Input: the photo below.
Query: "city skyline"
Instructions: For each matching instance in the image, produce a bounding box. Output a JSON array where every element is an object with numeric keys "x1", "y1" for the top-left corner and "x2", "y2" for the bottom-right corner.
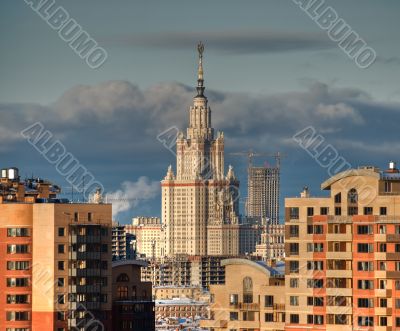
[{"x1": 1, "y1": 0, "x2": 400, "y2": 223}]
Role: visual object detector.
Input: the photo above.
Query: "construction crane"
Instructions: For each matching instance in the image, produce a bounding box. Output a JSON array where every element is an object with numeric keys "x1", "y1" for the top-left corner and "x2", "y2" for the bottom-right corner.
[{"x1": 229, "y1": 150, "x2": 285, "y2": 169}]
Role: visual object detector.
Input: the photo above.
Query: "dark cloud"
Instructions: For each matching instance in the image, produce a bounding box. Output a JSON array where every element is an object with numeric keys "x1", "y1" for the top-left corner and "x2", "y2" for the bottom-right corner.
[
  {"x1": 1, "y1": 80, "x2": 399, "y2": 222},
  {"x1": 104, "y1": 30, "x2": 334, "y2": 54}
]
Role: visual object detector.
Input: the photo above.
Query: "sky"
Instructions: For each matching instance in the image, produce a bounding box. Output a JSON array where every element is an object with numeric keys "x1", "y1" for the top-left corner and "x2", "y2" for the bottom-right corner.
[{"x1": 1, "y1": 0, "x2": 400, "y2": 223}]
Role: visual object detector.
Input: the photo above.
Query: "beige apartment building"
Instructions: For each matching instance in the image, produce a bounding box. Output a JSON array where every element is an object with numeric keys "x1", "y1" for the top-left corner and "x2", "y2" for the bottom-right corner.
[
  {"x1": 201, "y1": 258, "x2": 286, "y2": 331},
  {"x1": 126, "y1": 217, "x2": 165, "y2": 259},
  {"x1": 161, "y1": 43, "x2": 240, "y2": 257},
  {"x1": 285, "y1": 163, "x2": 400, "y2": 330}
]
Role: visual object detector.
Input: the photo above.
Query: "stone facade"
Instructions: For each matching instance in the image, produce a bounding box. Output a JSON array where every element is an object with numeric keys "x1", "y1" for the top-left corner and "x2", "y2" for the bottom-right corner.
[{"x1": 161, "y1": 44, "x2": 240, "y2": 257}]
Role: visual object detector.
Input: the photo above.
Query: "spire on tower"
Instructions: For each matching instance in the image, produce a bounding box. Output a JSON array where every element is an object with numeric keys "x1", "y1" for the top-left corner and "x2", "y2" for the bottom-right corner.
[{"x1": 196, "y1": 41, "x2": 205, "y2": 97}]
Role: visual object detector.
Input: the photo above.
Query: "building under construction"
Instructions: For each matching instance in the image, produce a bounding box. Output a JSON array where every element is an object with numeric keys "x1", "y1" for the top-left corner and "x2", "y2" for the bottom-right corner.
[{"x1": 246, "y1": 163, "x2": 280, "y2": 223}]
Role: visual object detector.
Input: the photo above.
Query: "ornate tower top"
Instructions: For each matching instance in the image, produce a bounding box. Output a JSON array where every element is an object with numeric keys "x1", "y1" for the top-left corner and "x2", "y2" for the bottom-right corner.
[{"x1": 196, "y1": 41, "x2": 205, "y2": 97}]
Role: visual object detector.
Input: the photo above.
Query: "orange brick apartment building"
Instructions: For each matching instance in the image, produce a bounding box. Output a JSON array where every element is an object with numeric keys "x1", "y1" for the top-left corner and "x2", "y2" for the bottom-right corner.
[
  {"x1": 285, "y1": 163, "x2": 400, "y2": 330},
  {"x1": 0, "y1": 169, "x2": 113, "y2": 331}
]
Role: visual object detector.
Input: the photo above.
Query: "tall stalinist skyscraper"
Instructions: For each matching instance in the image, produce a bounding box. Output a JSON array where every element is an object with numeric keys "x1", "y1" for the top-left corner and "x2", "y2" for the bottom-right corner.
[{"x1": 161, "y1": 43, "x2": 240, "y2": 257}]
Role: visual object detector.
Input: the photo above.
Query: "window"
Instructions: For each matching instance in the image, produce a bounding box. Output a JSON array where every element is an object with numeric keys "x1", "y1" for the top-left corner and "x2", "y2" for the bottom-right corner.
[
  {"x1": 6, "y1": 311, "x2": 30, "y2": 321},
  {"x1": 348, "y1": 207, "x2": 358, "y2": 216},
  {"x1": 380, "y1": 298, "x2": 387, "y2": 308},
  {"x1": 265, "y1": 313, "x2": 274, "y2": 322},
  {"x1": 116, "y1": 273, "x2": 130, "y2": 282},
  {"x1": 58, "y1": 228, "x2": 65, "y2": 236},
  {"x1": 357, "y1": 225, "x2": 372, "y2": 235},
  {"x1": 229, "y1": 294, "x2": 238, "y2": 305},
  {"x1": 58, "y1": 245, "x2": 65, "y2": 254},
  {"x1": 57, "y1": 312, "x2": 65, "y2": 321},
  {"x1": 289, "y1": 225, "x2": 299, "y2": 237},
  {"x1": 380, "y1": 243, "x2": 387, "y2": 252},
  {"x1": 7, "y1": 278, "x2": 29, "y2": 287},
  {"x1": 229, "y1": 312, "x2": 238, "y2": 321},
  {"x1": 88, "y1": 212, "x2": 92, "y2": 222},
  {"x1": 74, "y1": 212, "x2": 79, "y2": 222},
  {"x1": 290, "y1": 296, "x2": 299, "y2": 306},
  {"x1": 358, "y1": 279, "x2": 374, "y2": 290},
  {"x1": 307, "y1": 207, "x2": 314, "y2": 216},
  {"x1": 117, "y1": 286, "x2": 128, "y2": 299},
  {"x1": 314, "y1": 315, "x2": 324, "y2": 325},
  {"x1": 290, "y1": 278, "x2": 299, "y2": 288},
  {"x1": 380, "y1": 316, "x2": 387, "y2": 327},
  {"x1": 7, "y1": 244, "x2": 29, "y2": 254},
  {"x1": 348, "y1": 188, "x2": 358, "y2": 203},
  {"x1": 289, "y1": 261, "x2": 299, "y2": 273},
  {"x1": 357, "y1": 243, "x2": 373, "y2": 253},
  {"x1": 307, "y1": 243, "x2": 324, "y2": 252},
  {"x1": 307, "y1": 279, "x2": 323, "y2": 288},
  {"x1": 289, "y1": 243, "x2": 299, "y2": 255},
  {"x1": 264, "y1": 295, "x2": 274, "y2": 307},
  {"x1": 290, "y1": 314, "x2": 299, "y2": 324},
  {"x1": 58, "y1": 278, "x2": 64, "y2": 287},
  {"x1": 243, "y1": 311, "x2": 254, "y2": 321},
  {"x1": 58, "y1": 295, "x2": 65, "y2": 304},
  {"x1": 7, "y1": 228, "x2": 29, "y2": 237},
  {"x1": 307, "y1": 261, "x2": 323, "y2": 270},
  {"x1": 307, "y1": 315, "x2": 314, "y2": 324},
  {"x1": 7, "y1": 261, "x2": 29, "y2": 270},
  {"x1": 7, "y1": 294, "x2": 29, "y2": 304},
  {"x1": 384, "y1": 181, "x2": 392, "y2": 193},
  {"x1": 320, "y1": 207, "x2": 329, "y2": 215},
  {"x1": 363, "y1": 207, "x2": 373, "y2": 215},
  {"x1": 334, "y1": 193, "x2": 341, "y2": 203},
  {"x1": 289, "y1": 207, "x2": 299, "y2": 219},
  {"x1": 358, "y1": 316, "x2": 373, "y2": 326},
  {"x1": 335, "y1": 207, "x2": 341, "y2": 216},
  {"x1": 58, "y1": 261, "x2": 65, "y2": 270},
  {"x1": 380, "y1": 207, "x2": 387, "y2": 215},
  {"x1": 358, "y1": 261, "x2": 373, "y2": 271},
  {"x1": 358, "y1": 298, "x2": 374, "y2": 308},
  {"x1": 379, "y1": 225, "x2": 387, "y2": 234}
]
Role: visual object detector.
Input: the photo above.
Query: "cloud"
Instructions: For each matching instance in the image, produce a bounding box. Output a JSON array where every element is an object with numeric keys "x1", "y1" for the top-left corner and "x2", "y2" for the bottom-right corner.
[
  {"x1": 315, "y1": 103, "x2": 364, "y2": 124},
  {"x1": 105, "y1": 30, "x2": 334, "y2": 54},
  {"x1": 106, "y1": 177, "x2": 160, "y2": 219},
  {"x1": 1, "y1": 79, "x2": 400, "y2": 221}
]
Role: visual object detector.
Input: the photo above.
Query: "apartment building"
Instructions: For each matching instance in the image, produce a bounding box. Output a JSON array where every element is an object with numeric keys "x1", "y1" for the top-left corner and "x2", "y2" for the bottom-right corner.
[
  {"x1": 0, "y1": 169, "x2": 113, "y2": 331},
  {"x1": 126, "y1": 217, "x2": 165, "y2": 259},
  {"x1": 285, "y1": 163, "x2": 400, "y2": 330},
  {"x1": 112, "y1": 259, "x2": 154, "y2": 331},
  {"x1": 200, "y1": 258, "x2": 285, "y2": 331}
]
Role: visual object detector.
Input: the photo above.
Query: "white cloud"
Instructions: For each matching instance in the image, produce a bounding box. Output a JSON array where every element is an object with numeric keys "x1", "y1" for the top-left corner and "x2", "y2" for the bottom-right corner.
[{"x1": 106, "y1": 176, "x2": 160, "y2": 219}]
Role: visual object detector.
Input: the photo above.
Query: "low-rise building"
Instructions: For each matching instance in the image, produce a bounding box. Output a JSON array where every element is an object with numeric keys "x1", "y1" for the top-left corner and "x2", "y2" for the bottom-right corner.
[
  {"x1": 201, "y1": 258, "x2": 285, "y2": 331},
  {"x1": 153, "y1": 285, "x2": 203, "y2": 301},
  {"x1": 155, "y1": 298, "x2": 208, "y2": 319}
]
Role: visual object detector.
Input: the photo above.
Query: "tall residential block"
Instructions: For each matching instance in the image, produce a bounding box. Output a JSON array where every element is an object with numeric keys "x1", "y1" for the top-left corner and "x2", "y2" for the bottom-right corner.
[
  {"x1": 0, "y1": 170, "x2": 112, "y2": 331},
  {"x1": 285, "y1": 163, "x2": 400, "y2": 330},
  {"x1": 161, "y1": 43, "x2": 240, "y2": 256},
  {"x1": 247, "y1": 165, "x2": 280, "y2": 223}
]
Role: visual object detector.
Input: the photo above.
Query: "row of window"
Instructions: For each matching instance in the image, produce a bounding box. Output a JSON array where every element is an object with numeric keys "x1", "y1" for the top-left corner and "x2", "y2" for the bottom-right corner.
[{"x1": 289, "y1": 206, "x2": 388, "y2": 218}]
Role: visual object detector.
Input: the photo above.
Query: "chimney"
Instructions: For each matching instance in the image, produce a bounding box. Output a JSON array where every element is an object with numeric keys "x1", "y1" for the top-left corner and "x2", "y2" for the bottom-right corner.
[{"x1": 387, "y1": 161, "x2": 399, "y2": 173}]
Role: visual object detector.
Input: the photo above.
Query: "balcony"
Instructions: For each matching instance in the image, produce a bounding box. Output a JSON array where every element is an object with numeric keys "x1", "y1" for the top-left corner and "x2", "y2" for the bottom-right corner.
[
  {"x1": 239, "y1": 302, "x2": 259, "y2": 311},
  {"x1": 387, "y1": 234, "x2": 400, "y2": 242},
  {"x1": 387, "y1": 271, "x2": 400, "y2": 279}
]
